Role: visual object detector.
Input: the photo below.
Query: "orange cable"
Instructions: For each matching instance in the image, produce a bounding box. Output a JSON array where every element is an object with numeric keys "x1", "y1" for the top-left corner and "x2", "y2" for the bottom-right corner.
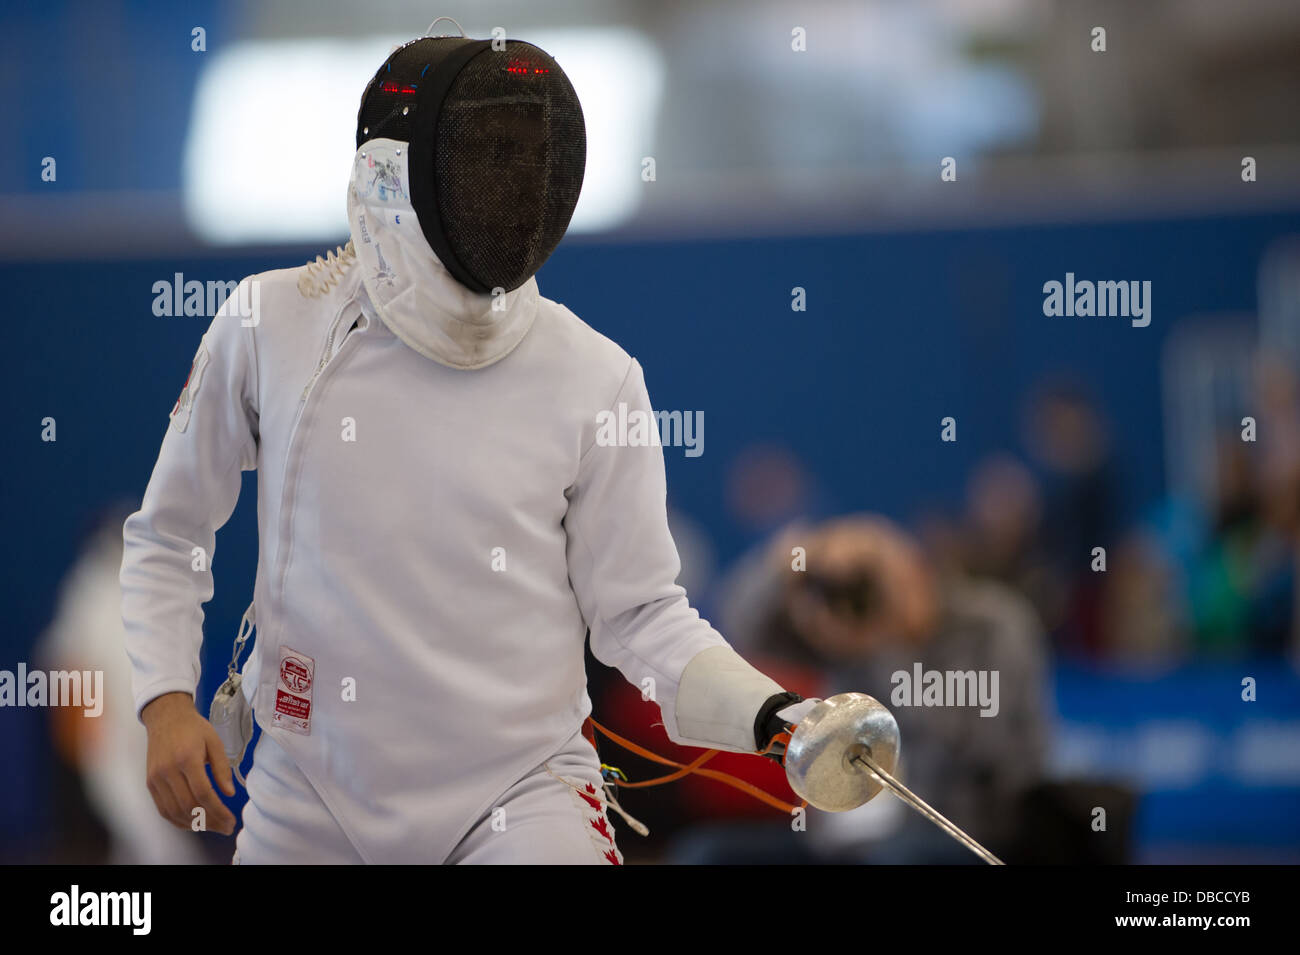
[{"x1": 588, "y1": 719, "x2": 806, "y2": 814}]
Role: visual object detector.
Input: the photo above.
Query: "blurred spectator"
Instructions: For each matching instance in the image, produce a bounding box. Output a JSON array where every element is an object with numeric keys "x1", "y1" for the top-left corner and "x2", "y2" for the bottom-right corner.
[
  {"x1": 1097, "y1": 530, "x2": 1186, "y2": 662},
  {"x1": 1023, "y1": 382, "x2": 1120, "y2": 657},
  {"x1": 1182, "y1": 414, "x2": 1296, "y2": 658},
  {"x1": 961, "y1": 454, "x2": 1067, "y2": 648},
  {"x1": 716, "y1": 443, "x2": 827, "y2": 651},
  {"x1": 1253, "y1": 356, "x2": 1300, "y2": 658},
  {"x1": 36, "y1": 505, "x2": 207, "y2": 865},
  {"x1": 915, "y1": 507, "x2": 968, "y2": 584},
  {"x1": 1189, "y1": 433, "x2": 1264, "y2": 654},
  {"x1": 1122, "y1": 349, "x2": 1299, "y2": 662},
  {"x1": 724, "y1": 443, "x2": 819, "y2": 542},
  {"x1": 676, "y1": 514, "x2": 1051, "y2": 863}
]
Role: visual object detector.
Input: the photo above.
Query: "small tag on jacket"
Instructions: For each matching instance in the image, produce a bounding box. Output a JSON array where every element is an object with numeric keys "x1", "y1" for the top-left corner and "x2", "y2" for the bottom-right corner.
[{"x1": 272, "y1": 646, "x2": 315, "y2": 735}]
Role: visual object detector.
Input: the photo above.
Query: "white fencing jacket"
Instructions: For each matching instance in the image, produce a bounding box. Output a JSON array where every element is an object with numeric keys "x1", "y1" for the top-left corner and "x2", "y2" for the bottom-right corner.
[{"x1": 121, "y1": 236, "x2": 785, "y2": 862}]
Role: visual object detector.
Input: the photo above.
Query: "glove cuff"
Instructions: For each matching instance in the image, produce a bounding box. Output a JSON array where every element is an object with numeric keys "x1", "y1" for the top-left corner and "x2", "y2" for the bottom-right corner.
[{"x1": 754, "y1": 691, "x2": 804, "y2": 751}]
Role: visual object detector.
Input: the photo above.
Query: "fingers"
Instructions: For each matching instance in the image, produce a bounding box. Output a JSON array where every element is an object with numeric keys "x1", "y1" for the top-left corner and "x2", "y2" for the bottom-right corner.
[
  {"x1": 159, "y1": 771, "x2": 197, "y2": 831},
  {"x1": 149, "y1": 763, "x2": 236, "y2": 835},
  {"x1": 180, "y1": 757, "x2": 238, "y2": 836},
  {"x1": 146, "y1": 771, "x2": 185, "y2": 830}
]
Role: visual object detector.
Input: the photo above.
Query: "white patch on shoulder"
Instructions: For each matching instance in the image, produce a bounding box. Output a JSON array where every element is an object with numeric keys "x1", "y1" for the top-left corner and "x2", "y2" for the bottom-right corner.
[{"x1": 169, "y1": 340, "x2": 210, "y2": 433}]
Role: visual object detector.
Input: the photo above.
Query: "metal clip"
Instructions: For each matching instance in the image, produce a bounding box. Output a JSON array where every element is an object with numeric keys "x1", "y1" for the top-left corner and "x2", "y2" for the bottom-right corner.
[{"x1": 227, "y1": 602, "x2": 255, "y2": 679}]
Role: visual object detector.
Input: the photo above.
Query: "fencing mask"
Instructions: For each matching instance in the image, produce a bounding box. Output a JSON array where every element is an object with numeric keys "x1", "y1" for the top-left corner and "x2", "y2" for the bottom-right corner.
[{"x1": 355, "y1": 33, "x2": 586, "y2": 296}]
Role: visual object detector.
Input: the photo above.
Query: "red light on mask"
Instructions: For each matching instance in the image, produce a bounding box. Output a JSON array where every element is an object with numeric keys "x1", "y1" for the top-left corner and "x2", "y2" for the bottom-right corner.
[
  {"x1": 380, "y1": 81, "x2": 418, "y2": 95},
  {"x1": 504, "y1": 59, "x2": 549, "y2": 75}
]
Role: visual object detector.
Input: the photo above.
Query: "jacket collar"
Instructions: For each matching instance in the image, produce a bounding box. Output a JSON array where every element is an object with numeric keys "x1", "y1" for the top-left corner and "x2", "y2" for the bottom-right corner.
[{"x1": 345, "y1": 138, "x2": 538, "y2": 371}]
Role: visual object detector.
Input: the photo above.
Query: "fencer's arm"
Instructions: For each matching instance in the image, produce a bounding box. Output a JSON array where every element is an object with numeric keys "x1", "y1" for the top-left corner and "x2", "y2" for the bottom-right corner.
[
  {"x1": 120, "y1": 281, "x2": 260, "y2": 721},
  {"x1": 564, "y1": 358, "x2": 801, "y2": 754}
]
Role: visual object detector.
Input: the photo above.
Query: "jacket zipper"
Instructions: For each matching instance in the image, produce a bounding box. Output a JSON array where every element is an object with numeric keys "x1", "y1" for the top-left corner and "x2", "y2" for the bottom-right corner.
[
  {"x1": 301, "y1": 314, "x2": 350, "y2": 400},
  {"x1": 273, "y1": 308, "x2": 365, "y2": 606}
]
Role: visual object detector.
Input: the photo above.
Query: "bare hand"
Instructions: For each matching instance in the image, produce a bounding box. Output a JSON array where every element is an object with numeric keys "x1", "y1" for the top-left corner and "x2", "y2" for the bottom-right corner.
[{"x1": 141, "y1": 692, "x2": 238, "y2": 836}]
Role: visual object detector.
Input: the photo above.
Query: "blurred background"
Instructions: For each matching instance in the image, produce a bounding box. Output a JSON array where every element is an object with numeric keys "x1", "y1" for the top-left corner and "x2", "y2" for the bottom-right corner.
[{"x1": 2, "y1": 0, "x2": 1299, "y2": 864}]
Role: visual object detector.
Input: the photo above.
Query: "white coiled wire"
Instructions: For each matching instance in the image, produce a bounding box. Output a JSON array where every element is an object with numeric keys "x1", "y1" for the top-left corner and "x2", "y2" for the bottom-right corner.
[{"x1": 297, "y1": 241, "x2": 357, "y2": 297}]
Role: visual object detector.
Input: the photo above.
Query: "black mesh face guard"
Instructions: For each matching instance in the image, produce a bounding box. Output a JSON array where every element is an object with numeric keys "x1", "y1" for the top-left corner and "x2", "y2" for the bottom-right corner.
[{"x1": 356, "y1": 37, "x2": 586, "y2": 293}]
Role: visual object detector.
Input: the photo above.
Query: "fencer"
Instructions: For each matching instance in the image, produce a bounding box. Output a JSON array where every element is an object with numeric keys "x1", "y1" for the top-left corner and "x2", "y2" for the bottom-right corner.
[{"x1": 120, "y1": 27, "x2": 818, "y2": 864}]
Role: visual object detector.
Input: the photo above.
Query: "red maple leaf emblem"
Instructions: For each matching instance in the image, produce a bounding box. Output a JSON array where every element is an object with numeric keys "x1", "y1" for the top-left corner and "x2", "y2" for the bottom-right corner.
[
  {"x1": 589, "y1": 815, "x2": 614, "y2": 844},
  {"x1": 603, "y1": 848, "x2": 621, "y2": 865},
  {"x1": 578, "y1": 783, "x2": 603, "y2": 811}
]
